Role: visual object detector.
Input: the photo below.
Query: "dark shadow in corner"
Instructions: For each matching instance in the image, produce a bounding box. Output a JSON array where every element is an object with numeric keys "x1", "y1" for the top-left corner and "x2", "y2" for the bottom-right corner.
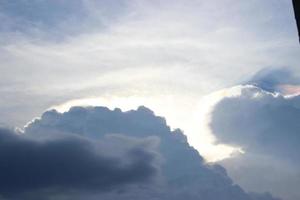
[{"x1": 293, "y1": 0, "x2": 300, "y2": 42}]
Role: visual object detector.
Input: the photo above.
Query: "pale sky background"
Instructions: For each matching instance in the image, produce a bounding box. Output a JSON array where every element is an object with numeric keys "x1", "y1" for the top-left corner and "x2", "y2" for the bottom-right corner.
[{"x1": 0, "y1": 0, "x2": 300, "y2": 192}]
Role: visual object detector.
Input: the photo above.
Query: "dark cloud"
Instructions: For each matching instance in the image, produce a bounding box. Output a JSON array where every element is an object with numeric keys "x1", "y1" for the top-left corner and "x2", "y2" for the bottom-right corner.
[
  {"x1": 211, "y1": 86, "x2": 300, "y2": 162},
  {"x1": 210, "y1": 85, "x2": 300, "y2": 200},
  {"x1": 247, "y1": 68, "x2": 300, "y2": 93},
  {"x1": 0, "y1": 127, "x2": 159, "y2": 199},
  {"x1": 250, "y1": 192, "x2": 282, "y2": 200},
  {"x1": 20, "y1": 105, "x2": 280, "y2": 200}
]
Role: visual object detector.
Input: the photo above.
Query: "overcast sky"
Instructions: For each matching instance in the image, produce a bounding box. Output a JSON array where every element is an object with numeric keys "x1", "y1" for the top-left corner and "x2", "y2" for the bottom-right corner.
[
  {"x1": 1, "y1": 0, "x2": 299, "y2": 126},
  {"x1": 0, "y1": 1, "x2": 300, "y2": 200}
]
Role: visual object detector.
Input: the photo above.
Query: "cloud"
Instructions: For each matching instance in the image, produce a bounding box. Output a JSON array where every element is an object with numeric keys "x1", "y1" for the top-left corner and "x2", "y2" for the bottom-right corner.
[
  {"x1": 0, "y1": 0, "x2": 299, "y2": 130},
  {"x1": 0, "y1": 0, "x2": 128, "y2": 41},
  {"x1": 211, "y1": 85, "x2": 300, "y2": 162},
  {"x1": 0, "y1": 1, "x2": 298, "y2": 199},
  {"x1": 0, "y1": 127, "x2": 160, "y2": 199},
  {"x1": 247, "y1": 68, "x2": 300, "y2": 93},
  {"x1": 11, "y1": 105, "x2": 279, "y2": 200},
  {"x1": 210, "y1": 84, "x2": 300, "y2": 200}
]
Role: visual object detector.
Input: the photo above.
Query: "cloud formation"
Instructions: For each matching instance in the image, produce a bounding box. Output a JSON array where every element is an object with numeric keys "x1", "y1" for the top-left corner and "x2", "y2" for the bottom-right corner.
[
  {"x1": 210, "y1": 84, "x2": 300, "y2": 200},
  {"x1": 211, "y1": 84, "x2": 300, "y2": 159},
  {"x1": 0, "y1": 127, "x2": 159, "y2": 199},
  {"x1": 0, "y1": 0, "x2": 299, "y2": 130},
  {"x1": 0, "y1": 106, "x2": 280, "y2": 199},
  {"x1": 247, "y1": 68, "x2": 300, "y2": 93}
]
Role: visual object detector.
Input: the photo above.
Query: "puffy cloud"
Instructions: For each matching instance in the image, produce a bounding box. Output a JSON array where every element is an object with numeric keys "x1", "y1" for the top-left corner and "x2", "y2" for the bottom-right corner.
[
  {"x1": 9, "y1": 105, "x2": 278, "y2": 200},
  {"x1": 213, "y1": 66, "x2": 300, "y2": 152},
  {"x1": 210, "y1": 85, "x2": 300, "y2": 200},
  {"x1": 0, "y1": 127, "x2": 160, "y2": 199},
  {"x1": 211, "y1": 85, "x2": 300, "y2": 162}
]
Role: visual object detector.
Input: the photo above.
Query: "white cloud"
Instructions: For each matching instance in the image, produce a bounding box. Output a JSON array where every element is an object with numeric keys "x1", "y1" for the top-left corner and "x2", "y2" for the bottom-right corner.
[{"x1": 1, "y1": 0, "x2": 299, "y2": 129}]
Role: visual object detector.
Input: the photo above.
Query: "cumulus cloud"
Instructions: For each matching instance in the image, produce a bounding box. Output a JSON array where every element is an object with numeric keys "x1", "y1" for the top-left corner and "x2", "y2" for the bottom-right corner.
[
  {"x1": 3, "y1": 105, "x2": 277, "y2": 200},
  {"x1": 210, "y1": 84, "x2": 300, "y2": 200},
  {"x1": 0, "y1": 127, "x2": 160, "y2": 199}
]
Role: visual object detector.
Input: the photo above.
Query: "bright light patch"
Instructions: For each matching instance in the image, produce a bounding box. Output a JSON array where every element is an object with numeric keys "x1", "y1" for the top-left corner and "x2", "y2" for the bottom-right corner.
[
  {"x1": 50, "y1": 90, "x2": 243, "y2": 163},
  {"x1": 186, "y1": 86, "x2": 245, "y2": 162}
]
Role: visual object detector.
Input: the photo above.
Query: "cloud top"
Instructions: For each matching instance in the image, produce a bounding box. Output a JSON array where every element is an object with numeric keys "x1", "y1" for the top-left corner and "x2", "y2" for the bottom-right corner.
[
  {"x1": 210, "y1": 84, "x2": 300, "y2": 200},
  {"x1": 17, "y1": 105, "x2": 281, "y2": 199}
]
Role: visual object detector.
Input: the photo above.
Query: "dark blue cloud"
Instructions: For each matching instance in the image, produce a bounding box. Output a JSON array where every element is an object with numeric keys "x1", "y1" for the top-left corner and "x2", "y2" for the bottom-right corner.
[
  {"x1": 247, "y1": 68, "x2": 300, "y2": 93},
  {"x1": 211, "y1": 86, "x2": 300, "y2": 163},
  {"x1": 0, "y1": 127, "x2": 159, "y2": 199},
  {"x1": 210, "y1": 85, "x2": 300, "y2": 200},
  {"x1": 20, "y1": 105, "x2": 280, "y2": 200}
]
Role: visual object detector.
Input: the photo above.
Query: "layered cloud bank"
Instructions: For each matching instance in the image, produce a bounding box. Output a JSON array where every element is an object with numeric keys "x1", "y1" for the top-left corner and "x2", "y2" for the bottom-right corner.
[
  {"x1": 209, "y1": 71, "x2": 300, "y2": 200},
  {"x1": 1, "y1": 0, "x2": 299, "y2": 129},
  {"x1": 0, "y1": 106, "x2": 279, "y2": 200}
]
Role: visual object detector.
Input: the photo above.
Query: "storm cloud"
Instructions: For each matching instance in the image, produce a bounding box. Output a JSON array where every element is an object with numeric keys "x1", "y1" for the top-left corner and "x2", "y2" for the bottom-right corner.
[
  {"x1": 210, "y1": 84, "x2": 300, "y2": 200},
  {"x1": 1, "y1": 105, "x2": 278, "y2": 200},
  {"x1": 0, "y1": 127, "x2": 160, "y2": 199}
]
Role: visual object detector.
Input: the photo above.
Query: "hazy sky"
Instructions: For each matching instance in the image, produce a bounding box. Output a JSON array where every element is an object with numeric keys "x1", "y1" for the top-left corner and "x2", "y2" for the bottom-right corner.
[
  {"x1": 1, "y1": 0, "x2": 299, "y2": 126},
  {"x1": 1, "y1": 0, "x2": 299, "y2": 159},
  {"x1": 0, "y1": 1, "x2": 300, "y2": 200}
]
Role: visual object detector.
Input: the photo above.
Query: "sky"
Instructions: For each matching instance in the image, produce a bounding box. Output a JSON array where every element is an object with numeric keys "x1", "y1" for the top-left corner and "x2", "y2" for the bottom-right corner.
[{"x1": 0, "y1": 0, "x2": 300, "y2": 200}]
